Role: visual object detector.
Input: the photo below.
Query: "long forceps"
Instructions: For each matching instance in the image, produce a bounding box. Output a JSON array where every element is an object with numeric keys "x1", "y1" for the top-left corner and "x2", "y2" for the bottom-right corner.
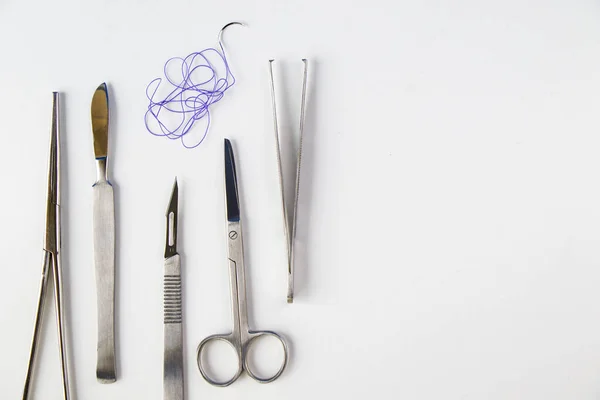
[
  {"x1": 22, "y1": 92, "x2": 71, "y2": 400},
  {"x1": 196, "y1": 139, "x2": 288, "y2": 387},
  {"x1": 268, "y1": 59, "x2": 309, "y2": 303},
  {"x1": 163, "y1": 179, "x2": 184, "y2": 400}
]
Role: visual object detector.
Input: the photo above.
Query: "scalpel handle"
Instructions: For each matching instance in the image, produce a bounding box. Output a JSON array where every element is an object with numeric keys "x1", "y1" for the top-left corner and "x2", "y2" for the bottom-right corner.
[
  {"x1": 164, "y1": 254, "x2": 183, "y2": 400},
  {"x1": 93, "y1": 177, "x2": 116, "y2": 383}
]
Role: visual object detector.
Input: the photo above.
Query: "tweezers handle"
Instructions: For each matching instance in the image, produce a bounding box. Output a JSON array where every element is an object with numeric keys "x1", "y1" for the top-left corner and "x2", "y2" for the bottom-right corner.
[{"x1": 164, "y1": 254, "x2": 183, "y2": 400}]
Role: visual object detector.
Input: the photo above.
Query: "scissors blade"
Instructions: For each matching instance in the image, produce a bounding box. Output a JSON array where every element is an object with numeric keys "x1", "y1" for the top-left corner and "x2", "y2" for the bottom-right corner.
[
  {"x1": 165, "y1": 178, "x2": 178, "y2": 258},
  {"x1": 224, "y1": 139, "x2": 240, "y2": 222},
  {"x1": 43, "y1": 92, "x2": 60, "y2": 253}
]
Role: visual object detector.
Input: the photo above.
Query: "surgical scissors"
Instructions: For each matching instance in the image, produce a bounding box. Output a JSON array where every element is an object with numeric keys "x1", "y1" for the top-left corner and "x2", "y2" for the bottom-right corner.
[
  {"x1": 22, "y1": 92, "x2": 71, "y2": 400},
  {"x1": 196, "y1": 139, "x2": 288, "y2": 387}
]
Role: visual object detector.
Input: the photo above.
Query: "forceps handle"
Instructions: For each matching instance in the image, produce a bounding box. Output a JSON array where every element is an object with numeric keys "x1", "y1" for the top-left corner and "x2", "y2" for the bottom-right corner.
[
  {"x1": 164, "y1": 254, "x2": 183, "y2": 400},
  {"x1": 23, "y1": 252, "x2": 70, "y2": 400},
  {"x1": 52, "y1": 251, "x2": 70, "y2": 400},
  {"x1": 22, "y1": 252, "x2": 52, "y2": 400}
]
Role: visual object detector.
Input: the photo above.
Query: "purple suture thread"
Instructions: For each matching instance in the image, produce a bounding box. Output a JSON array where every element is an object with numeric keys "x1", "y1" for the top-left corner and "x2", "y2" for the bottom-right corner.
[{"x1": 144, "y1": 42, "x2": 236, "y2": 149}]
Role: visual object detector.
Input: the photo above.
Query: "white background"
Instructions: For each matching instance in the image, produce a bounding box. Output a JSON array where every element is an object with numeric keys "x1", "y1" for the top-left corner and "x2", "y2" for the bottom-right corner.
[{"x1": 2, "y1": 0, "x2": 600, "y2": 399}]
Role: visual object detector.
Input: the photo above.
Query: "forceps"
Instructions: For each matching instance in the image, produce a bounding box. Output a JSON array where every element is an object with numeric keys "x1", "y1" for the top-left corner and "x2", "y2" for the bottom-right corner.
[
  {"x1": 196, "y1": 139, "x2": 288, "y2": 387},
  {"x1": 268, "y1": 59, "x2": 309, "y2": 303},
  {"x1": 22, "y1": 93, "x2": 71, "y2": 400}
]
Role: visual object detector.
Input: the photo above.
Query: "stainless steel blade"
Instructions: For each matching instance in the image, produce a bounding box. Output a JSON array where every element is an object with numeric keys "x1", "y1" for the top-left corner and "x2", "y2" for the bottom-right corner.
[{"x1": 91, "y1": 83, "x2": 109, "y2": 159}]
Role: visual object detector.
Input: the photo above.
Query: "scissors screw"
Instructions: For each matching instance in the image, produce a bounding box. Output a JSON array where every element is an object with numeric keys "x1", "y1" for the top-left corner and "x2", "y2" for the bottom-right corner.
[{"x1": 229, "y1": 231, "x2": 238, "y2": 240}]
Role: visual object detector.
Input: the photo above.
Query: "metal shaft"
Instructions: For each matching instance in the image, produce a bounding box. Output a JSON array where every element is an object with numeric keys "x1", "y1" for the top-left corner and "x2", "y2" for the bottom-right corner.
[
  {"x1": 164, "y1": 254, "x2": 183, "y2": 400},
  {"x1": 93, "y1": 157, "x2": 116, "y2": 383},
  {"x1": 22, "y1": 253, "x2": 52, "y2": 400},
  {"x1": 288, "y1": 59, "x2": 309, "y2": 303},
  {"x1": 269, "y1": 60, "x2": 293, "y2": 302},
  {"x1": 53, "y1": 91, "x2": 70, "y2": 399},
  {"x1": 52, "y1": 252, "x2": 70, "y2": 400},
  {"x1": 23, "y1": 92, "x2": 70, "y2": 400}
]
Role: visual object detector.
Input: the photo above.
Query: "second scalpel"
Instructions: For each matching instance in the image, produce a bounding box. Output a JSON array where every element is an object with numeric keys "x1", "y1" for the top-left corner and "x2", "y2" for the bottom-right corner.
[
  {"x1": 90, "y1": 82, "x2": 117, "y2": 382},
  {"x1": 164, "y1": 179, "x2": 184, "y2": 400}
]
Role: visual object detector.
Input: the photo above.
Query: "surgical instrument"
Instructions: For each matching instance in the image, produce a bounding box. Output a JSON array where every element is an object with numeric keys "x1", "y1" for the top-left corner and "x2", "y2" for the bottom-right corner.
[
  {"x1": 22, "y1": 92, "x2": 71, "y2": 400},
  {"x1": 196, "y1": 139, "x2": 288, "y2": 387},
  {"x1": 164, "y1": 179, "x2": 184, "y2": 400},
  {"x1": 268, "y1": 59, "x2": 309, "y2": 303},
  {"x1": 91, "y1": 82, "x2": 117, "y2": 382}
]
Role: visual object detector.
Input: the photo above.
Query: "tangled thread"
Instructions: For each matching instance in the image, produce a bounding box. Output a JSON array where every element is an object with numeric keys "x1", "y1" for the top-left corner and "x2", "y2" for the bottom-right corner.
[{"x1": 145, "y1": 38, "x2": 236, "y2": 149}]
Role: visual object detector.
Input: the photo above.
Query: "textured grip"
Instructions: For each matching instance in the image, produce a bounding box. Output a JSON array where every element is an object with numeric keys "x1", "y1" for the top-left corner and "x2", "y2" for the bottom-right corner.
[
  {"x1": 164, "y1": 275, "x2": 182, "y2": 324},
  {"x1": 163, "y1": 254, "x2": 182, "y2": 324},
  {"x1": 163, "y1": 254, "x2": 183, "y2": 400}
]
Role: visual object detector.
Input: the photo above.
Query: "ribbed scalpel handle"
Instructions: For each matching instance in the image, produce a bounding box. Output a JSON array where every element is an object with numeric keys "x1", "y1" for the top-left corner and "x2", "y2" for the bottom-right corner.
[{"x1": 164, "y1": 254, "x2": 183, "y2": 400}]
